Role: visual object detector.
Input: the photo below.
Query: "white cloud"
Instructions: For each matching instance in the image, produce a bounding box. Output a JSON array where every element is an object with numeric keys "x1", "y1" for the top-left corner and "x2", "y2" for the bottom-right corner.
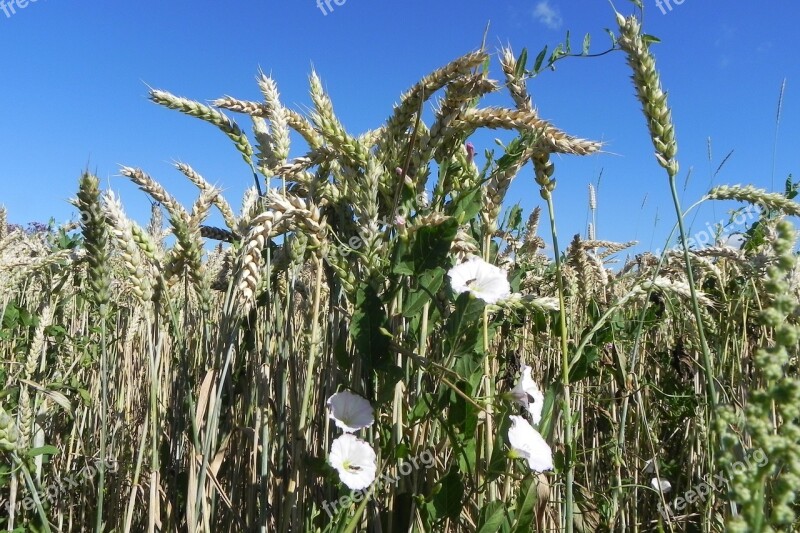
[{"x1": 533, "y1": 1, "x2": 562, "y2": 30}]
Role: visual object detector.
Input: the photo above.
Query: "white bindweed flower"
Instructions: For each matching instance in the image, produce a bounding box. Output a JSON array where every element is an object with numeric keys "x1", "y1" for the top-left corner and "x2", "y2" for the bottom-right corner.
[
  {"x1": 507, "y1": 415, "x2": 553, "y2": 472},
  {"x1": 328, "y1": 434, "x2": 377, "y2": 490},
  {"x1": 651, "y1": 477, "x2": 672, "y2": 493},
  {"x1": 327, "y1": 391, "x2": 374, "y2": 433},
  {"x1": 510, "y1": 365, "x2": 545, "y2": 424},
  {"x1": 447, "y1": 256, "x2": 511, "y2": 304}
]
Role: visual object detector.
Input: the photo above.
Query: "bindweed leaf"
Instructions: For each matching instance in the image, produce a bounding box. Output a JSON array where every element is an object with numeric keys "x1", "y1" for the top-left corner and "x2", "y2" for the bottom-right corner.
[
  {"x1": 431, "y1": 465, "x2": 464, "y2": 521},
  {"x1": 514, "y1": 48, "x2": 528, "y2": 79},
  {"x1": 403, "y1": 267, "x2": 445, "y2": 317},
  {"x1": 26, "y1": 445, "x2": 59, "y2": 458},
  {"x1": 351, "y1": 284, "x2": 390, "y2": 373},
  {"x1": 510, "y1": 478, "x2": 539, "y2": 532},
  {"x1": 533, "y1": 46, "x2": 548, "y2": 73},
  {"x1": 477, "y1": 501, "x2": 508, "y2": 533},
  {"x1": 450, "y1": 187, "x2": 482, "y2": 224}
]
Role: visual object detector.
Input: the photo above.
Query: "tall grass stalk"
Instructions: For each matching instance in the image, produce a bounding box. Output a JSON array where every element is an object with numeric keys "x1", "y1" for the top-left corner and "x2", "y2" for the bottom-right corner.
[
  {"x1": 547, "y1": 196, "x2": 574, "y2": 533},
  {"x1": 534, "y1": 150, "x2": 575, "y2": 532},
  {"x1": 482, "y1": 234, "x2": 497, "y2": 503}
]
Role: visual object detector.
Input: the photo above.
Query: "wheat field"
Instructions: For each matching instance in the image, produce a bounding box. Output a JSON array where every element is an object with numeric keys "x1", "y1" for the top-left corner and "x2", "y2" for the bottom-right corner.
[{"x1": 1, "y1": 10, "x2": 799, "y2": 533}]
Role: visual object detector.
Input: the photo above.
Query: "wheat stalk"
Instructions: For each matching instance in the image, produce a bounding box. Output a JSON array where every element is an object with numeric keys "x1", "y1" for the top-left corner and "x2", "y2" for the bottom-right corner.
[
  {"x1": 0, "y1": 206, "x2": 7, "y2": 240},
  {"x1": 252, "y1": 73, "x2": 292, "y2": 175},
  {"x1": 235, "y1": 210, "x2": 286, "y2": 307},
  {"x1": 212, "y1": 95, "x2": 263, "y2": 116},
  {"x1": 379, "y1": 50, "x2": 488, "y2": 151},
  {"x1": 309, "y1": 70, "x2": 371, "y2": 170}
]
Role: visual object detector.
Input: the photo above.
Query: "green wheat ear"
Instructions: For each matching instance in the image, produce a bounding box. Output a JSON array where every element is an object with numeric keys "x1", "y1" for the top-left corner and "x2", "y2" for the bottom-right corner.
[
  {"x1": 75, "y1": 171, "x2": 111, "y2": 318},
  {"x1": 616, "y1": 12, "x2": 679, "y2": 178}
]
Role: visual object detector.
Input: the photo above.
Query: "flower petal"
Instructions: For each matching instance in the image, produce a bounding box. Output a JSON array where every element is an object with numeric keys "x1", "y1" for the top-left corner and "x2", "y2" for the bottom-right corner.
[
  {"x1": 508, "y1": 415, "x2": 553, "y2": 472},
  {"x1": 447, "y1": 257, "x2": 511, "y2": 304},
  {"x1": 511, "y1": 365, "x2": 545, "y2": 425},
  {"x1": 651, "y1": 477, "x2": 672, "y2": 493},
  {"x1": 327, "y1": 391, "x2": 374, "y2": 433},
  {"x1": 448, "y1": 257, "x2": 481, "y2": 295},
  {"x1": 329, "y1": 434, "x2": 377, "y2": 490}
]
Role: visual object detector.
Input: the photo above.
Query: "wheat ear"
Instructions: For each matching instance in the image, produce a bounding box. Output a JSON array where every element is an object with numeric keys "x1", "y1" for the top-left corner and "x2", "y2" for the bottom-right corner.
[
  {"x1": 176, "y1": 162, "x2": 237, "y2": 230},
  {"x1": 150, "y1": 88, "x2": 254, "y2": 164},
  {"x1": 707, "y1": 184, "x2": 800, "y2": 216},
  {"x1": 457, "y1": 108, "x2": 601, "y2": 155}
]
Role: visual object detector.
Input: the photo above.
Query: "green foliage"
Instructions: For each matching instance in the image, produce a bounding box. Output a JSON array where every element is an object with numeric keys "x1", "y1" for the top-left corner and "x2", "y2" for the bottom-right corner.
[
  {"x1": 426, "y1": 465, "x2": 465, "y2": 522},
  {"x1": 719, "y1": 220, "x2": 800, "y2": 531},
  {"x1": 392, "y1": 219, "x2": 458, "y2": 276}
]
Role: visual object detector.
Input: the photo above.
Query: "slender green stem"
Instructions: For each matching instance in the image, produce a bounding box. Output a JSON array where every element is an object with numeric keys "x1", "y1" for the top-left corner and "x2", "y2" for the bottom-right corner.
[
  {"x1": 195, "y1": 299, "x2": 239, "y2": 530},
  {"x1": 148, "y1": 315, "x2": 160, "y2": 533},
  {"x1": 96, "y1": 316, "x2": 108, "y2": 533},
  {"x1": 482, "y1": 236, "x2": 497, "y2": 502},
  {"x1": 124, "y1": 410, "x2": 149, "y2": 533},
  {"x1": 607, "y1": 197, "x2": 705, "y2": 528},
  {"x1": 342, "y1": 497, "x2": 369, "y2": 533},
  {"x1": 14, "y1": 454, "x2": 52, "y2": 533},
  {"x1": 543, "y1": 191, "x2": 574, "y2": 533},
  {"x1": 668, "y1": 175, "x2": 718, "y2": 408}
]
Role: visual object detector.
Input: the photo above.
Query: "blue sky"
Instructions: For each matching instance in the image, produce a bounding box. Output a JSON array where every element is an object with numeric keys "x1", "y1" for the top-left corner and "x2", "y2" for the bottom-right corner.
[{"x1": 1, "y1": 0, "x2": 797, "y2": 256}]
